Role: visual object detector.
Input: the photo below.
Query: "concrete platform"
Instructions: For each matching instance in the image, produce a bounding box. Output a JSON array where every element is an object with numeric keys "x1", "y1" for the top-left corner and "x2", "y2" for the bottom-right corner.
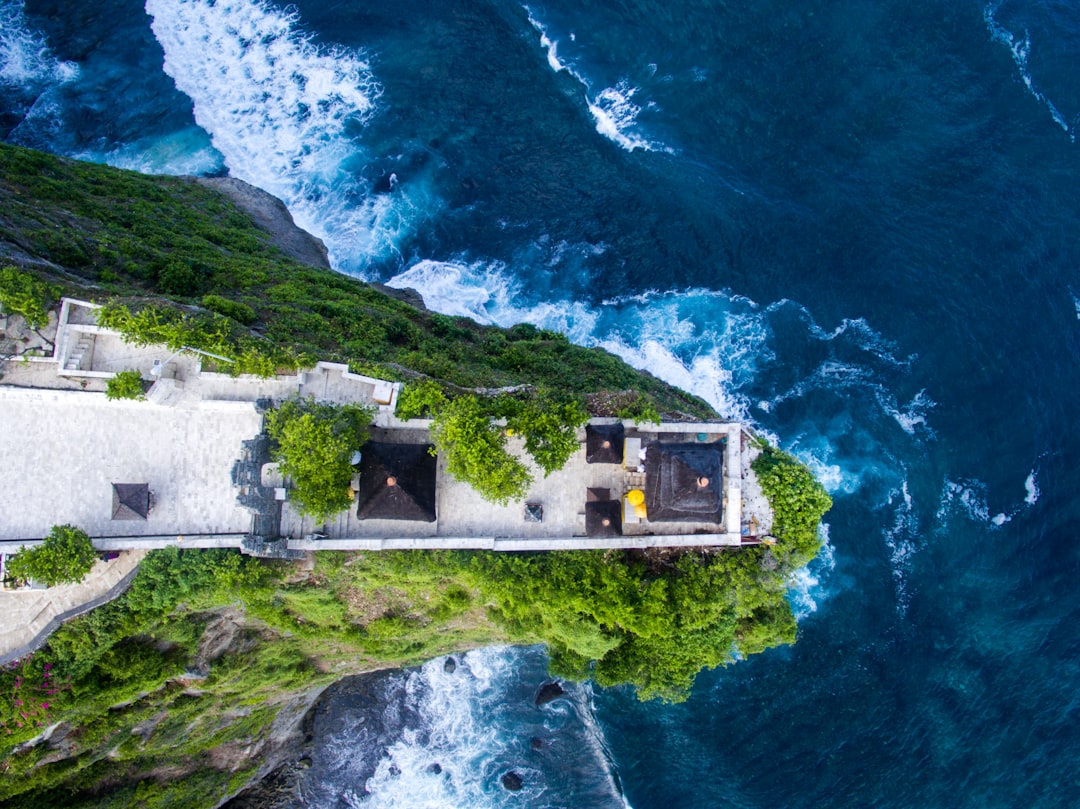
[{"x1": 0, "y1": 386, "x2": 263, "y2": 540}]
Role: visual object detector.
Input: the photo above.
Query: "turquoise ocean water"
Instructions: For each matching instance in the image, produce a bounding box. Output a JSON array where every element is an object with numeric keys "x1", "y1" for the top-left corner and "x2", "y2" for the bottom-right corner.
[{"x1": 4, "y1": 0, "x2": 1080, "y2": 806}]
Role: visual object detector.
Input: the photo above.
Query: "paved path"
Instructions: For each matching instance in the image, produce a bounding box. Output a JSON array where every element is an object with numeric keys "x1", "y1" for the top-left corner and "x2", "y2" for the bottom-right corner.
[{"x1": 0, "y1": 550, "x2": 146, "y2": 664}]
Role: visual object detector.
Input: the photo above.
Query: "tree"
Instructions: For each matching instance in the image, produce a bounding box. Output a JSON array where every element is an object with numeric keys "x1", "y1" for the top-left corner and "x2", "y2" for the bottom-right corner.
[
  {"x1": 6, "y1": 525, "x2": 97, "y2": 587},
  {"x1": 105, "y1": 369, "x2": 146, "y2": 401},
  {"x1": 502, "y1": 391, "x2": 589, "y2": 476},
  {"x1": 430, "y1": 394, "x2": 532, "y2": 505},
  {"x1": 265, "y1": 398, "x2": 374, "y2": 522}
]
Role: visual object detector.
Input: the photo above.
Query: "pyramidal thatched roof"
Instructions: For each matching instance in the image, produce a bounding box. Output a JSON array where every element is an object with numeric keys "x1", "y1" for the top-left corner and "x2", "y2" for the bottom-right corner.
[
  {"x1": 111, "y1": 482, "x2": 149, "y2": 521},
  {"x1": 356, "y1": 442, "x2": 437, "y2": 522}
]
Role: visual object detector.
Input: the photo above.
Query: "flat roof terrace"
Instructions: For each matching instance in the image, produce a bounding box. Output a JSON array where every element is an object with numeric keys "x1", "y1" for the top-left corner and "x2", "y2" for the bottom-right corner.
[
  {"x1": 284, "y1": 421, "x2": 747, "y2": 550},
  {"x1": 0, "y1": 386, "x2": 263, "y2": 541}
]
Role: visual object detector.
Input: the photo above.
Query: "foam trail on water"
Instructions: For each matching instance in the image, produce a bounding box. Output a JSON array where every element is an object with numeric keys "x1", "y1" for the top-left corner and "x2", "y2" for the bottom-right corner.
[
  {"x1": 146, "y1": 0, "x2": 425, "y2": 273},
  {"x1": 788, "y1": 524, "x2": 836, "y2": 619},
  {"x1": 387, "y1": 260, "x2": 765, "y2": 420},
  {"x1": 937, "y1": 478, "x2": 995, "y2": 527},
  {"x1": 1024, "y1": 470, "x2": 1040, "y2": 505},
  {"x1": 984, "y1": 2, "x2": 1074, "y2": 141},
  {"x1": 523, "y1": 6, "x2": 668, "y2": 154},
  {"x1": 883, "y1": 480, "x2": 920, "y2": 616}
]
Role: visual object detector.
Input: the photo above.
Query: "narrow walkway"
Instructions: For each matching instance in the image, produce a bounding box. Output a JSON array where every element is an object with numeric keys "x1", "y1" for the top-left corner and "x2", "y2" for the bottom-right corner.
[{"x1": 0, "y1": 550, "x2": 146, "y2": 664}]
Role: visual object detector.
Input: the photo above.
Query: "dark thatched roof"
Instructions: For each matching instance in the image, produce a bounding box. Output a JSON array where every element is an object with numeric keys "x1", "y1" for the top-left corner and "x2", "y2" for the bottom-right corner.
[
  {"x1": 356, "y1": 442, "x2": 437, "y2": 522},
  {"x1": 585, "y1": 423, "x2": 625, "y2": 464},
  {"x1": 112, "y1": 483, "x2": 149, "y2": 521},
  {"x1": 643, "y1": 442, "x2": 724, "y2": 523},
  {"x1": 585, "y1": 499, "x2": 622, "y2": 537}
]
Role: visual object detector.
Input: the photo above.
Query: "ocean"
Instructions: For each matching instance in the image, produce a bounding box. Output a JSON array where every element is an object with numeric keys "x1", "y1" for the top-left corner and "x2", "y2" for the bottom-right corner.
[{"x1": 3, "y1": 0, "x2": 1080, "y2": 806}]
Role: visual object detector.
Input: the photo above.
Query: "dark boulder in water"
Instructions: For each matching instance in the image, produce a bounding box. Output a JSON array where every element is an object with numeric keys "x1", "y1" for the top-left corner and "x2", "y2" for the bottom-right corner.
[
  {"x1": 502, "y1": 771, "x2": 524, "y2": 791},
  {"x1": 530, "y1": 737, "x2": 544, "y2": 750},
  {"x1": 443, "y1": 657, "x2": 457, "y2": 674},
  {"x1": 535, "y1": 680, "x2": 565, "y2": 706},
  {"x1": 427, "y1": 762, "x2": 442, "y2": 775}
]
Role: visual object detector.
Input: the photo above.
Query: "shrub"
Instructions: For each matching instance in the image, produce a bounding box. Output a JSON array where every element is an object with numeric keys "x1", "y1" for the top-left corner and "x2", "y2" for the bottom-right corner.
[
  {"x1": 430, "y1": 395, "x2": 531, "y2": 505},
  {"x1": 265, "y1": 398, "x2": 374, "y2": 522},
  {"x1": 6, "y1": 525, "x2": 96, "y2": 587},
  {"x1": 752, "y1": 445, "x2": 832, "y2": 567},
  {"x1": 104, "y1": 370, "x2": 145, "y2": 401},
  {"x1": 502, "y1": 392, "x2": 589, "y2": 476},
  {"x1": 394, "y1": 379, "x2": 448, "y2": 420},
  {"x1": 201, "y1": 294, "x2": 256, "y2": 325},
  {"x1": 0, "y1": 266, "x2": 58, "y2": 330},
  {"x1": 615, "y1": 394, "x2": 661, "y2": 424}
]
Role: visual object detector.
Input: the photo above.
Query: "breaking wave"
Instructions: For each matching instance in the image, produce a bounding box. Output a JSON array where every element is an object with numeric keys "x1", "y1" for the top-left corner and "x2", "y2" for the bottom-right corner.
[
  {"x1": 146, "y1": 0, "x2": 429, "y2": 273},
  {"x1": 523, "y1": 6, "x2": 668, "y2": 154},
  {"x1": 985, "y1": 1, "x2": 1075, "y2": 140}
]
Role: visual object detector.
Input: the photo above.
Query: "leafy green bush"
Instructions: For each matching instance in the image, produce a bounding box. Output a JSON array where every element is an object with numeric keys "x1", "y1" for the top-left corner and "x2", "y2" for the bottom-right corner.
[
  {"x1": 265, "y1": 398, "x2": 374, "y2": 522},
  {"x1": 98, "y1": 302, "x2": 301, "y2": 377},
  {"x1": 394, "y1": 379, "x2": 448, "y2": 420},
  {"x1": 201, "y1": 294, "x2": 256, "y2": 325},
  {"x1": 430, "y1": 395, "x2": 532, "y2": 505},
  {"x1": 752, "y1": 445, "x2": 833, "y2": 567},
  {"x1": 501, "y1": 392, "x2": 589, "y2": 476},
  {"x1": 6, "y1": 525, "x2": 96, "y2": 587},
  {"x1": 0, "y1": 266, "x2": 58, "y2": 330},
  {"x1": 105, "y1": 369, "x2": 145, "y2": 401}
]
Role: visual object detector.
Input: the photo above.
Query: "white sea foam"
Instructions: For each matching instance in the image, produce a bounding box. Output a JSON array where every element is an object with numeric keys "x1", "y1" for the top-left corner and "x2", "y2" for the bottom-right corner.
[
  {"x1": 936, "y1": 478, "x2": 994, "y2": 526},
  {"x1": 146, "y1": 0, "x2": 427, "y2": 273},
  {"x1": 788, "y1": 523, "x2": 836, "y2": 619},
  {"x1": 75, "y1": 126, "x2": 224, "y2": 177},
  {"x1": 883, "y1": 480, "x2": 919, "y2": 616},
  {"x1": 312, "y1": 647, "x2": 628, "y2": 808},
  {"x1": 984, "y1": 2, "x2": 1074, "y2": 141},
  {"x1": 523, "y1": 6, "x2": 668, "y2": 153},
  {"x1": 387, "y1": 260, "x2": 771, "y2": 419},
  {"x1": 1024, "y1": 470, "x2": 1040, "y2": 505},
  {"x1": 0, "y1": 0, "x2": 78, "y2": 89}
]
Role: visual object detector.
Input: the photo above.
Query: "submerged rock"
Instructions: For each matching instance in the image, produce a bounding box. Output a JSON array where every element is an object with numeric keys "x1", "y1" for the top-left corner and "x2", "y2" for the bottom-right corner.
[
  {"x1": 535, "y1": 680, "x2": 565, "y2": 707},
  {"x1": 443, "y1": 657, "x2": 457, "y2": 674},
  {"x1": 501, "y1": 771, "x2": 524, "y2": 791}
]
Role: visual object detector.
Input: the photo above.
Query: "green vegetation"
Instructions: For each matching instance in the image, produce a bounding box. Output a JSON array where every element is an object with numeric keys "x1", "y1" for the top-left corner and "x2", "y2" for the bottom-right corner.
[
  {"x1": 97, "y1": 301, "x2": 302, "y2": 377},
  {"x1": 105, "y1": 369, "x2": 146, "y2": 401},
  {"x1": 394, "y1": 379, "x2": 449, "y2": 420},
  {"x1": 0, "y1": 143, "x2": 833, "y2": 806},
  {"x1": 5, "y1": 525, "x2": 97, "y2": 587},
  {"x1": 430, "y1": 395, "x2": 532, "y2": 505},
  {"x1": 752, "y1": 444, "x2": 833, "y2": 568},
  {"x1": 0, "y1": 547, "x2": 506, "y2": 808},
  {"x1": 499, "y1": 391, "x2": 589, "y2": 476},
  {"x1": 0, "y1": 264, "x2": 58, "y2": 330},
  {"x1": 0, "y1": 143, "x2": 711, "y2": 418},
  {"x1": 418, "y1": 386, "x2": 589, "y2": 502},
  {"x1": 265, "y1": 399, "x2": 374, "y2": 522}
]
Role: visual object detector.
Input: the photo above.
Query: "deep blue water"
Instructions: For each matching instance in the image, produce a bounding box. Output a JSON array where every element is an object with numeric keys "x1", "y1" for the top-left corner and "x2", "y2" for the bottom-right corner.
[{"x1": 4, "y1": 0, "x2": 1080, "y2": 805}]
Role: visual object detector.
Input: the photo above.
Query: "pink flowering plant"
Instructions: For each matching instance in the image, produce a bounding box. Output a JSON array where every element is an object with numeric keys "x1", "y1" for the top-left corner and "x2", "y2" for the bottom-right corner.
[{"x1": 0, "y1": 658, "x2": 70, "y2": 738}]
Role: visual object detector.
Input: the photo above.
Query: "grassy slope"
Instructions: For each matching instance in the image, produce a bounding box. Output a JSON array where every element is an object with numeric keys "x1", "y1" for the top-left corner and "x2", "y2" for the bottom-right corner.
[{"x1": 0, "y1": 143, "x2": 712, "y2": 417}]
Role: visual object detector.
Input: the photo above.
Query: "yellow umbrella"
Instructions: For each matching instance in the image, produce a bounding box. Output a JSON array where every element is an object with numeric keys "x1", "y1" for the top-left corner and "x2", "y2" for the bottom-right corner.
[{"x1": 626, "y1": 489, "x2": 645, "y2": 506}]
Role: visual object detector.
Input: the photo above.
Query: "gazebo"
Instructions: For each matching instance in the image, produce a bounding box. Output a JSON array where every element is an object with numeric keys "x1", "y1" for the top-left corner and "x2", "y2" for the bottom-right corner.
[
  {"x1": 585, "y1": 499, "x2": 622, "y2": 537},
  {"x1": 111, "y1": 483, "x2": 150, "y2": 521},
  {"x1": 643, "y1": 442, "x2": 724, "y2": 523},
  {"x1": 356, "y1": 442, "x2": 438, "y2": 522},
  {"x1": 585, "y1": 422, "x2": 625, "y2": 464}
]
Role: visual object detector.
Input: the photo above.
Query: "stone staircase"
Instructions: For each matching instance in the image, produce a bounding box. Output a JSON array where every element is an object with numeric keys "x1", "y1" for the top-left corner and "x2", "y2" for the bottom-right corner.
[{"x1": 64, "y1": 335, "x2": 93, "y2": 372}]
